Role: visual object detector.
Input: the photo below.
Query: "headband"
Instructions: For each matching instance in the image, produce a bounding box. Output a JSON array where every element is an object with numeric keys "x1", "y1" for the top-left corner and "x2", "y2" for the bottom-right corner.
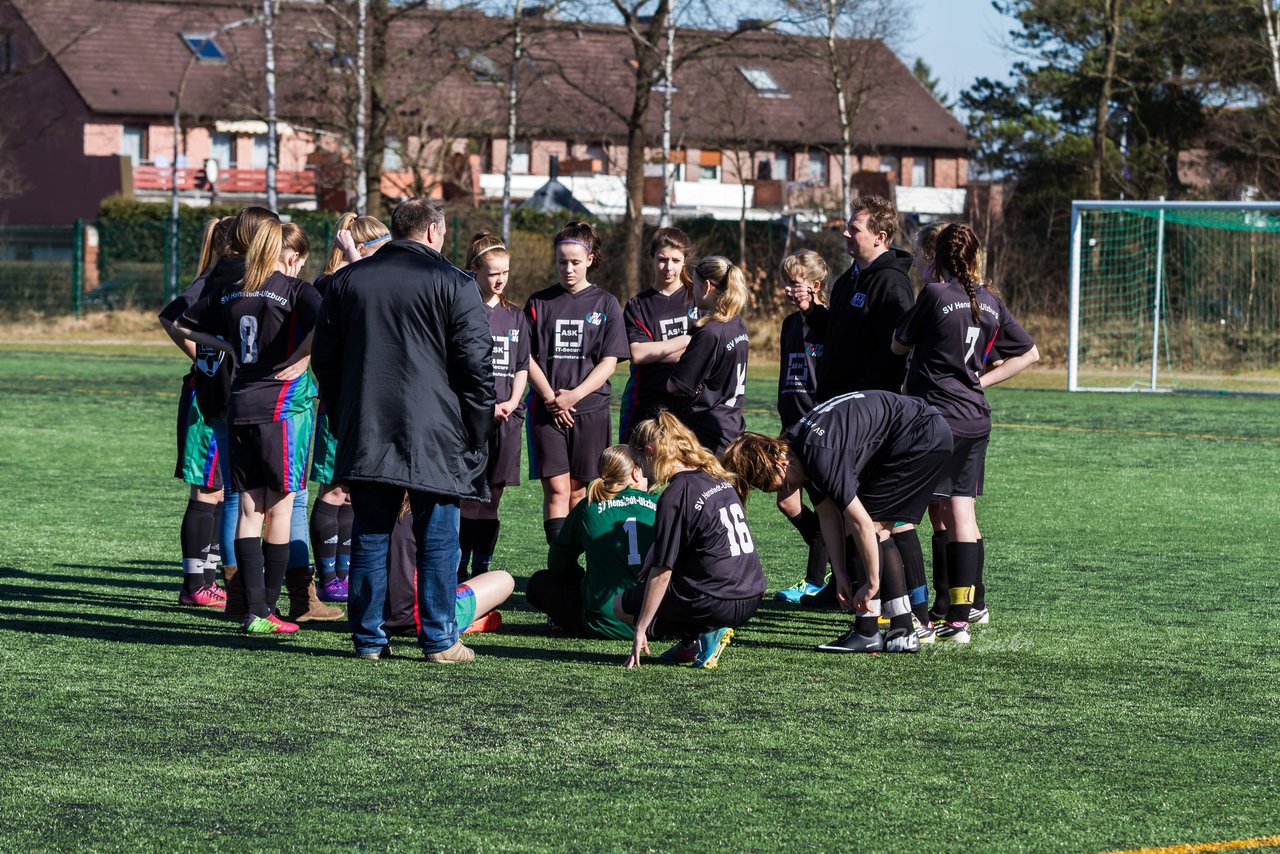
[
  {"x1": 360, "y1": 234, "x2": 391, "y2": 247},
  {"x1": 471, "y1": 243, "x2": 507, "y2": 263},
  {"x1": 556, "y1": 238, "x2": 594, "y2": 253}
]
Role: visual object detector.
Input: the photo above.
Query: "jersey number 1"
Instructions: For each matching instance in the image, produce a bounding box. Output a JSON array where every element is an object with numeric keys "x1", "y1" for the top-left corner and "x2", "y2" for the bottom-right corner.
[
  {"x1": 718, "y1": 503, "x2": 755, "y2": 557},
  {"x1": 623, "y1": 517, "x2": 642, "y2": 566}
]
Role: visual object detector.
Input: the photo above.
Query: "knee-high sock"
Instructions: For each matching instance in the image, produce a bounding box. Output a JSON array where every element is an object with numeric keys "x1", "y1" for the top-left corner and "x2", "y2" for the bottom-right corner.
[
  {"x1": 846, "y1": 536, "x2": 879, "y2": 635},
  {"x1": 458, "y1": 517, "x2": 477, "y2": 579},
  {"x1": 974, "y1": 538, "x2": 986, "y2": 610},
  {"x1": 205, "y1": 501, "x2": 223, "y2": 586},
  {"x1": 310, "y1": 501, "x2": 340, "y2": 584},
  {"x1": 180, "y1": 500, "x2": 216, "y2": 593},
  {"x1": 786, "y1": 505, "x2": 829, "y2": 586},
  {"x1": 945, "y1": 541, "x2": 981, "y2": 624},
  {"x1": 335, "y1": 503, "x2": 353, "y2": 580},
  {"x1": 879, "y1": 538, "x2": 913, "y2": 632},
  {"x1": 262, "y1": 541, "x2": 290, "y2": 615},
  {"x1": 471, "y1": 519, "x2": 501, "y2": 575},
  {"x1": 931, "y1": 531, "x2": 950, "y2": 613},
  {"x1": 544, "y1": 517, "x2": 565, "y2": 546},
  {"x1": 892, "y1": 527, "x2": 929, "y2": 623},
  {"x1": 236, "y1": 538, "x2": 267, "y2": 618}
]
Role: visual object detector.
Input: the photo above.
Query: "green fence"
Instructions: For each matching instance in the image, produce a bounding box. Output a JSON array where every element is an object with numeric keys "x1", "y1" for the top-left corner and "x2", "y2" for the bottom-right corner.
[{"x1": 0, "y1": 224, "x2": 79, "y2": 319}]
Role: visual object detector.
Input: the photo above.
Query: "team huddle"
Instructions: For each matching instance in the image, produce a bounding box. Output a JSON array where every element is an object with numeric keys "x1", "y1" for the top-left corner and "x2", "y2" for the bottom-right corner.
[{"x1": 159, "y1": 192, "x2": 1038, "y2": 669}]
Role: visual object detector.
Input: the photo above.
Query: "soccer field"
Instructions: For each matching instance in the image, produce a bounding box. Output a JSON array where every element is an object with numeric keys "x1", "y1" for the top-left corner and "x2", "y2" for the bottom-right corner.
[{"x1": 1, "y1": 344, "x2": 1278, "y2": 852}]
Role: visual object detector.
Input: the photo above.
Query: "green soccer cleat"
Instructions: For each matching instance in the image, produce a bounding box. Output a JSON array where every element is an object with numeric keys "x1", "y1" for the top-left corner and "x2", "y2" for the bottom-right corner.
[{"x1": 242, "y1": 613, "x2": 299, "y2": 635}]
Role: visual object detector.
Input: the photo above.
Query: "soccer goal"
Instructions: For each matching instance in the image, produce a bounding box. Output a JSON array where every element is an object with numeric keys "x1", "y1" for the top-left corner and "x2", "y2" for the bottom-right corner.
[{"x1": 1068, "y1": 200, "x2": 1280, "y2": 394}]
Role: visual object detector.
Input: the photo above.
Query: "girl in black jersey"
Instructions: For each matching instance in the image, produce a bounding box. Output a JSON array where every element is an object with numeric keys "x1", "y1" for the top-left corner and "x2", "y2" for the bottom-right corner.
[
  {"x1": 619, "y1": 227, "x2": 698, "y2": 442},
  {"x1": 772, "y1": 250, "x2": 832, "y2": 603},
  {"x1": 459, "y1": 232, "x2": 530, "y2": 581},
  {"x1": 158, "y1": 216, "x2": 235, "y2": 610},
  {"x1": 892, "y1": 224, "x2": 1038, "y2": 643},
  {"x1": 176, "y1": 222, "x2": 322, "y2": 636},
  {"x1": 309, "y1": 212, "x2": 390, "y2": 605},
  {"x1": 524, "y1": 221, "x2": 630, "y2": 546},
  {"x1": 622, "y1": 412, "x2": 766, "y2": 670},
  {"x1": 667, "y1": 256, "x2": 750, "y2": 454}
]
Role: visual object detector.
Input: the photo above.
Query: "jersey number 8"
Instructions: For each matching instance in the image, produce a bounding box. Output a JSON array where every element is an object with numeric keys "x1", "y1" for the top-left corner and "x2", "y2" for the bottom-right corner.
[{"x1": 239, "y1": 316, "x2": 260, "y2": 366}]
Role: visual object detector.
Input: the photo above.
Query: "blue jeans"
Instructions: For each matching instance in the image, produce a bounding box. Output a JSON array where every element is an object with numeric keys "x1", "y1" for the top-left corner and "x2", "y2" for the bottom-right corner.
[
  {"x1": 212, "y1": 420, "x2": 309, "y2": 567},
  {"x1": 349, "y1": 483, "x2": 460, "y2": 655}
]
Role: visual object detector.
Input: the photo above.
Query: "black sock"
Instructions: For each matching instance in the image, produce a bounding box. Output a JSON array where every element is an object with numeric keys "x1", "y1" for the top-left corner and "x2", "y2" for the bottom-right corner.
[
  {"x1": 458, "y1": 517, "x2": 477, "y2": 579},
  {"x1": 893, "y1": 528, "x2": 930, "y2": 623},
  {"x1": 235, "y1": 537, "x2": 267, "y2": 618},
  {"x1": 879, "y1": 538, "x2": 913, "y2": 632},
  {"x1": 205, "y1": 501, "x2": 223, "y2": 586},
  {"x1": 471, "y1": 519, "x2": 500, "y2": 575},
  {"x1": 974, "y1": 538, "x2": 986, "y2": 610},
  {"x1": 945, "y1": 541, "x2": 981, "y2": 624},
  {"x1": 931, "y1": 531, "x2": 950, "y2": 614},
  {"x1": 544, "y1": 517, "x2": 565, "y2": 546},
  {"x1": 180, "y1": 500, "x2": 216, "y2": 593},
  {"x1": 263, "y1": 542, "x2": 291, "y2": 616},
  {"x1": 846, "y1": 536, "x2": 878, "y2": 635},
  {"x1": 335, "y1": 504, "x2": 353, "y2": 581},
  {"x1": 310, "y1": 501, "x2": 340, "y2": 585},
  {"x1": 786, "y1": 506, "x2": 829, "y2": 586}
]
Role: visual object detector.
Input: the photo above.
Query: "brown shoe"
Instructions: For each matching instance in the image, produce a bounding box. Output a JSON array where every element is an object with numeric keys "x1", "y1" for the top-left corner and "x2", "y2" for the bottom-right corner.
[
  {"x1": 222, "y1": 564, "x2": 246, "y2": 620},
  {"x1": 285, "y1": 567, "x2": 344, "y2": 622},
  {"x1": 355, "y1": 645, "x2": 393, "y2": 661},
  {"x1": 424, "y1": 640, "x2": 475, "y2": 664}
]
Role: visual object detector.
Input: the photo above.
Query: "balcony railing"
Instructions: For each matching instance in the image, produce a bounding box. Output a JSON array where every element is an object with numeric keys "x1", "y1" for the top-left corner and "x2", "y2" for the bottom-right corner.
[{"x1": 132, "y1": 164, "x2": 317, "y2": 195}]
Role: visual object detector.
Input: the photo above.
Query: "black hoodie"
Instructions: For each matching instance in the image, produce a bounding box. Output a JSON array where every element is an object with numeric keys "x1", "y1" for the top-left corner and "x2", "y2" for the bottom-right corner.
[{"x1": 815, "y1": 247, "x2": 914, "y2": 401}]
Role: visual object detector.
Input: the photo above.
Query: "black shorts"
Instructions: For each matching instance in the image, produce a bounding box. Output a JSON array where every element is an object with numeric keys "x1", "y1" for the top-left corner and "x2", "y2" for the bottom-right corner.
[
  {"x1": 620, "y1": 582, "x2": 760, "y2": 641},
  {"x1": 619, "y1": 389, "x2": 677, "y2": 444},
  {"x1": 932, "y1": 434, "x2": 988, "y2": 498},
  {"x1": 859, "y1": 412, "x2": 953, "y2": 524},
  {"x1": 229, "y1": 411, "x2": 313, "y2": 494},
  {"x1": 527, "y1": 406, "x2": 610, "y2": 482},
  {"x1": 487, "y1": 415, "x2": 524, "y2": 487}
]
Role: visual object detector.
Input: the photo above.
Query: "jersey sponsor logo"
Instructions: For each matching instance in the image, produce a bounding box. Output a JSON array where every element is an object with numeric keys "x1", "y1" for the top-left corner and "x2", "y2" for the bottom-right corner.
[
  {"x1": 851, "y1": 292, "x2": 867, "y2": 308},
  {"x1": 195, "y1": 344, "x2": 225, "y2": 377},
  {"x1": 784, "y1": 352, "x2": 810, "y2": 387},
  {"x1": 554, "y1": 319, "x2": 585, "y2": 356},
  {"x1": 688, "y1": 307, "x2": 700, "y2": 320},
  {"x1": 806, "y1": 343, "x2": 823, "y2": 358},
  {"x1": 491, "y1": 334, "x2": 512, "y2": 372},
  {"x1": 658, "y1": 316, "x2": 688, "y2": 339},
  {"x1": 509, "y1": 328, "x2": 520, "y2": 343},
  {"x1": 585, "y1": 310, "x2": 605, "y2": 326}
]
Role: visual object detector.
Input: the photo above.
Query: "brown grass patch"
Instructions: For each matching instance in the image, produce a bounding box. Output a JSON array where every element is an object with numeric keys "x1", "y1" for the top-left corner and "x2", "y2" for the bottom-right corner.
[{"x1": 0, "y1": 309, "x2": 165, "y2": 344}]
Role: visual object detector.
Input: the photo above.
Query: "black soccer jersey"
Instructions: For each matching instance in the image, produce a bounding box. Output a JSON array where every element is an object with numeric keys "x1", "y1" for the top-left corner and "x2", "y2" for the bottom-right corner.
[
  {"x1": 485, "y1": 300, "x2": 531, "y2": 410},
  {"x1": 180, "y1": 271, "x2": 321, "y2": 425},
  {"x1": 894, "y1": 281, "x2": 1035, "y2": 438},
  {"x1": 160, "y1": 268, "x2": 235, "y2": 421},
  {"x1": 786, "y1": 390, "x2": 940, "y2": 511},
  {"x1": 777, "y1": 307, "x2": 828, "y2": 430},
  {"x1": 650, "y1": 468, "x2": 766, "y2": 601},
  {"x1": 525, "y1": 283, "x2": 630, "y2": 415},
  {"x1": 622, "y1": 287, "x2": 698, "y2": 398},
  {"x1": 668, "y1": 317, "x2": 749, "y2": 453}
]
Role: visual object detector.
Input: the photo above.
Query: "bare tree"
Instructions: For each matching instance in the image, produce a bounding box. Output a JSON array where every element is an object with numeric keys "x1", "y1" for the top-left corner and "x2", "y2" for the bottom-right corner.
[{"x1": 1089, "y1": 0, "x2": 1123, "y2": 200}]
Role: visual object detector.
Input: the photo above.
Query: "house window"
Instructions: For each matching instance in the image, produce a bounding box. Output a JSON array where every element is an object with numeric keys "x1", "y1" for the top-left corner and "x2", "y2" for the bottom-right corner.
[
  {"x1": 912, "y1": 156, "x2": 931, "y2": 187},
  {"x1": 251, "y1": 136, "x2": 269, "y2": 169},
  {"x1": 586, "y1": 143, "x2": 607, "y2": 172},
  {"x1": 807, "y1": 151, "x2": 827, "y2": 185},
  {"x1": 738, "y1": 66, "x2": 788, "y2": 98},
  {"x1": 180, "y1": 33, "x2": 227, "y2": 63},
  {"x1": 122, "y1": 126, "x2": 147, "y2": 165},
  {"x1": 880, "y1": 155, "x2": 899, "y2": 177},
  {"x1": 698, "y1": 150, "x2": 721, "y2": 182},
  {"x1": 511, "y1": 141, "x2": 529, "y2": 175},
  {"x1": 773, "y1": 151, "x2": 791, "y2": 181},
  {"x1": 456, "y1": 47, "x2": 502, "y2": 83},
  {"x1": 383, "y1": 140, "x2": 403, "y2": 171},
  {"x1": 0, "y1": 32, "x2": 14, "y2": 75},
  {"x1": 310, "y1": 39, "x2": 353, "y2": 69},
  {"x1": 211, "y1": 133, "x2": 234, "y2": 168}
]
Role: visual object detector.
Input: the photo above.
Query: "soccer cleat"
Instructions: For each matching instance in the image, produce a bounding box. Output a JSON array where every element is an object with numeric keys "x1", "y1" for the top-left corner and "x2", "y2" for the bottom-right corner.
[
  {"x1": 206, "y1": 584, "x2": 227, "y2": 601},
  {"x1": 462, "y1": 611, "x2": 502, "y2": 634},
  {"x1": 816, "y1": 627, "x2": 883, "y2": 654},
  {"x1": 179, "y1": 586, "x2": 227, "y2": 609},
  {"x1": 884, "y1": 629, "x2": 920, "y2": 653},
  {"x1": 355, "y1": 645, "x2": 393, "y2": 661},
  {"x1": 935, "y1": 621, "x2": 971, "y2": 644},
  {"x1": 316, "y1": 576, "x2": 349, "y2": 603},
  {"x1": 242, "y1": 613, "x2": 299, "y2": 635},
  {"x1": 800, "y1": 582, "x2": 838, "y2": 609},
  {"x1": 913, "y1": 618, "x2": 936, "y2": 645},
  {"x1": 969, "y1": 606, "x2": 990, "y2": 625},
  {"x1": 660, "y1": 638, "x2": 699, "y2": 664},
  {"x1": 424, "y1": 640, "x2": 476, "y2": 664},
  {"x1": 774, "y1": 581, "x2": 824, "y2": 603},
  {"x1": 693, "y1": 627, "x2": 735, "y2": 670}
]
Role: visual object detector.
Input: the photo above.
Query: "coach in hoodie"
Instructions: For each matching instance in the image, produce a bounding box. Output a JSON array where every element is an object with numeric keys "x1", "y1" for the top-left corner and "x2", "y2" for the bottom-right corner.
[
  {"x1": 312, "y1": 197, "x2": 495, "y2": 664},
  {"x1": 814, "y1": 194, "x2": 915, "y2": 401}
]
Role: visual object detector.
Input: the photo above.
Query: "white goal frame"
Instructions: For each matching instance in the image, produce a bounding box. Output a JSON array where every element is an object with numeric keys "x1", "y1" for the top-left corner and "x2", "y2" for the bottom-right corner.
[{"x1": 1067, "y1": 199, "x2": 1280, "y2": 392}]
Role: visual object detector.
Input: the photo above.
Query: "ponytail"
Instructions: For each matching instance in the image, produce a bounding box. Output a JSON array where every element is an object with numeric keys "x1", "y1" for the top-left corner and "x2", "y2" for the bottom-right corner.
[
  {"x1": 240, "y1": 220, "x2": 283, "y2": 293},
  {"x1": 324, "y1": 213, "x2": 358, "y2": 275},
  {"x1": 633, "y1": 411, "x2": 737, "y2": 491},
  {"x1": 693, "y1": 255, "x2": 747, "y2": 326},
  {"x1": 195, "y1": 216, "x2": 234, "y2": 278},
  {"x1": 936, "y1": 224, "x2": 984, "y2": 325},
  {"x1": 585, "y1": 445, "x2": 643, "y2": 504}
]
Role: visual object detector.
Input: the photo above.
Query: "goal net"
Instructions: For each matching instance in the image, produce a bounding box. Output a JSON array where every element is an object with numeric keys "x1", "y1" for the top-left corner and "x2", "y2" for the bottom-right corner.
[{"x1": 1068, "y1": 201, "x2": 1280, "y2": 393}]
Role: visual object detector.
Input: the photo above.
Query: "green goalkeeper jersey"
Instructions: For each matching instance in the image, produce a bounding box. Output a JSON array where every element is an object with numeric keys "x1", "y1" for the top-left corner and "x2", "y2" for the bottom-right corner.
[{"x1": 549, "y1": 487, "x2": 657, "y2": 640}]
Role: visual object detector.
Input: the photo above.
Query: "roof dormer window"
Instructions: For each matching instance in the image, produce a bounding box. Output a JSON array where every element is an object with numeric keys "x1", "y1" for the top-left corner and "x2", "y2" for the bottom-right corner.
[
  {"x1": 181, "y1": 33, "x2": 226, "y2": 63},
  {"x1": 739, "y1": 66, "x2": 787, "y2": 98}
]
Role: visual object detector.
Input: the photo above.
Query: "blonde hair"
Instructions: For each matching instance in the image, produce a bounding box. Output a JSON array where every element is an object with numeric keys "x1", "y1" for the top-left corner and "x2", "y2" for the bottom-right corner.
[
  {"x1": 779, "y1": 250, "x2": 829, "y2": 306},
  {"x1": 324, "y1": 213, "x2": 390, "y2": 275},
  {"x1": 693, "y1": 255, "x2": 747, "y2": 327},
  {"x1": 719, "y1": 432, "x2": 789, "y2": 503},
  {"x1": 586, "y1": 445, "x2": 643, "y2": 504},
  {"x1": 241, "y1": 222, "x2": 309, "y2": 293},
  {"x1": 629, "y1": 411, "x2": 737, "y2": 492},
  {"x1": 196, "y1": 217, "x2": 235, "y2": 278},
  {"x1": 226, "y1": 206, "x2": 279, "y2": 257}
]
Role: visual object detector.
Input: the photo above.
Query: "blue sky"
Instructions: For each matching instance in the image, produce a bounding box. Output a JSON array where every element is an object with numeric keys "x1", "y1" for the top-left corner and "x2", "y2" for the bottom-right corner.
[{"x1": 901, "y1": 0, "x2": 1017, "y2": 109}]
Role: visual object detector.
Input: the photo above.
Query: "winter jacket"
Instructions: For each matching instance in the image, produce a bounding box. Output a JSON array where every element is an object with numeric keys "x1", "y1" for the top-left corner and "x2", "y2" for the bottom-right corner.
[{"x1": 311, "y1": 239, "x2": 496, "y2": 500}]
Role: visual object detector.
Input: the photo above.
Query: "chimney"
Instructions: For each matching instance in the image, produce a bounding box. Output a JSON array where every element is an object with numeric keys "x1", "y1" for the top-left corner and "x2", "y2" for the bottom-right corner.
[{"x1": 549, "y1": 155, "x2": 559, "y2": 181}]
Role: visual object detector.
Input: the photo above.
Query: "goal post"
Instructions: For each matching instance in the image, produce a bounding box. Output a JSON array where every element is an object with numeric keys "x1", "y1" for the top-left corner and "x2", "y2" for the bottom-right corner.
[{"x1": 1067, "y1": 199, "x2": 1280, "y2": 394}]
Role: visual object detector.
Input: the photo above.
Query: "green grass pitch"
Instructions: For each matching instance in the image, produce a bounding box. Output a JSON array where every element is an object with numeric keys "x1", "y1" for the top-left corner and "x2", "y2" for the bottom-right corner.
[{"x1": 2, "y1": 344, "x2": 1279, "y2": 852}]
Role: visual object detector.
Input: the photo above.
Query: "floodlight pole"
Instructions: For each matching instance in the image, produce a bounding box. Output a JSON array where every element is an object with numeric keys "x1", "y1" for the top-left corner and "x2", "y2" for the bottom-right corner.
[
  {"x1": 659, "y1": 2, "x2": 676, "y2": 227},
  {"x1": 263, "y1": 0, "x2": 279, "y2": 211},
  {"x1": 1149, "y1": 202, "x2": 1166, "y2": 391},
  {"x1": 355, "y1": 0, "x2": 368, "y2": 215}
]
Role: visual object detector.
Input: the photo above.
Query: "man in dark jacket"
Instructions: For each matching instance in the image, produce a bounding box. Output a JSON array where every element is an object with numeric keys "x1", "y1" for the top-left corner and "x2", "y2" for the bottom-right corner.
[
  {"x1": 312, "y1": 197, "x2": 495, "y2": 663},
  {"x1": 814, "y1": 194, "x2": 915, "y2": 402}
]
